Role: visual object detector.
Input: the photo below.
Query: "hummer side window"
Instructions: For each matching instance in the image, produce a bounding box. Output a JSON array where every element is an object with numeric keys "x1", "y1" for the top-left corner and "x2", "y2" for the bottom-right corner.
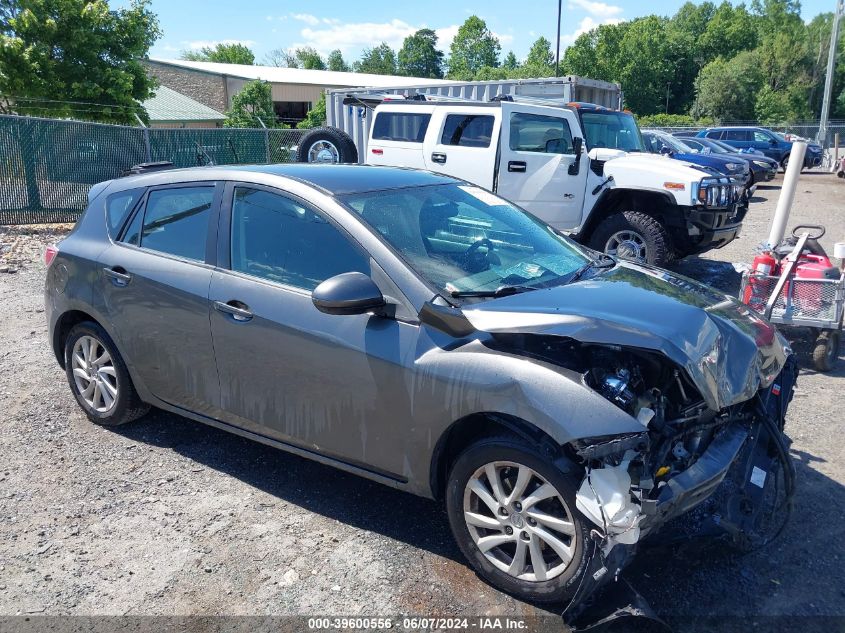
[
  {"x1": 509, "y1": 113, "x2": 574, "y2": 154},
  {"x1": 372, "y1": 112, "x2": 431, "y2": 143},
  {"x1": 440, "y1": 114, "x2": 495, "y2": 148}
]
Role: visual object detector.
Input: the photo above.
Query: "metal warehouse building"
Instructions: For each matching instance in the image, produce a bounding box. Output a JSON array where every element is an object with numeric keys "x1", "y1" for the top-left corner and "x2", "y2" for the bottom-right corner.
[{"x1": 143, "y1": 59, "x2": 451, "y2": 125}]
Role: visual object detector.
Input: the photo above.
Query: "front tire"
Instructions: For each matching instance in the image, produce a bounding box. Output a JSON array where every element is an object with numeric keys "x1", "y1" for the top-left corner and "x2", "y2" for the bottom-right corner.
[
  {"x1": 589, "y1": 211, "x2": 672, "y2": 266},
  {"x1": 445, "y1": 435, "x2": 591, "y2": 604},
  {"x1": 64, "y1": 322, "x2": 149, "y2": 426}
]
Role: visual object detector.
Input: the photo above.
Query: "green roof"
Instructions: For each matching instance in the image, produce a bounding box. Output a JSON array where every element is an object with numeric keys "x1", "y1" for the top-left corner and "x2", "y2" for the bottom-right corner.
[{"x1": 143, "y1": 85, "x2": 225, "y2": 122}]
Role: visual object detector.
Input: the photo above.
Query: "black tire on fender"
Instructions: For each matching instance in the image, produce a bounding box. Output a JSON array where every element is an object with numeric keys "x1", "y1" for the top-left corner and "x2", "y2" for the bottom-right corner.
[
  {"x1": 64, "y1": 321, "x2": 149, "y2": 427},
  {"x1": 589, "y1": 210, "x2": 672, "y2": 267},
  {"x1": 445, "y1": 434, "x2": 592, "y2": 605},
  {"x1": 296, "y1": 127, "x2": 358, "y2": 164}
]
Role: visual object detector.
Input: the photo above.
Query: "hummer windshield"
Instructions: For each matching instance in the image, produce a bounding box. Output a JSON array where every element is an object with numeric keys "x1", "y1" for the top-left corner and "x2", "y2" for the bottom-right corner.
[{"x1": 580, "y1": 110, "x2": 646, "y2": 153}]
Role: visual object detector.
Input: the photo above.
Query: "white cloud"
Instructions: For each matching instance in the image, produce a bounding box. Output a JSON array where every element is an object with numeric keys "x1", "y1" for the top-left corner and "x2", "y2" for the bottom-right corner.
[
  {"x1": 291, "y1": 13, "x2": 321, "y2": 26},
  {"x1": 567, "y1": 0, "x2": 623, "y2": 18},
  {"x1": 184, "y1": 39, "x2": 256, "y2": 51},
  {"x1": 558, "y1": 15, "x2": 622, "y2": 50},
  {"x1": 293, "y1": 18, "x2": 511, "y2": 57}
]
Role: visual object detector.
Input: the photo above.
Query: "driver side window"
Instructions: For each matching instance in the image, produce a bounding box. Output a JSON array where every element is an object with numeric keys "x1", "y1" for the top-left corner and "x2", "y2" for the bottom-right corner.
[
  {"x1": 509, "y1": 112, "x2": 574, "y2": 154},
  {"x1": 230, "y1": 187, "x2": 369, "y2": 291}
]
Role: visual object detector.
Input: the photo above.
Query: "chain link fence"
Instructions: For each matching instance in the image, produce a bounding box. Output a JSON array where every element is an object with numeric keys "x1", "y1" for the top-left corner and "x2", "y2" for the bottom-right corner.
[{"x1": 0, "y1": 115, "x2": 308, "y2": 225}]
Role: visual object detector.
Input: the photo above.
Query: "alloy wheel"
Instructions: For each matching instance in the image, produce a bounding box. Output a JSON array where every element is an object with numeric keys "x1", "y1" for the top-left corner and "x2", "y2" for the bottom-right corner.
[
  {"x1": 462, "y1": 461, "x2": 577, "y2": 582},
  {"x1": 307, "y1": 140, "x2": 341, "y2": 163},
  {"x1": 605, "y1": 230, "x2": 648, "y2": 262},
  {"x1": 71, "y1": 335, "x2": 118, "y2": 413}
]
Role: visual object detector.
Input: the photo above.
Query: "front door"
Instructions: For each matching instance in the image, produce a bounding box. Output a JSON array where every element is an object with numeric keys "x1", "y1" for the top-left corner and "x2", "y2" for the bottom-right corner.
[
  {"x1": 207, "y1": 184, "x2": 416, "y2": 478},
  {"x1": 495, "y1": 103, "x2": 586, "y2": 230},
  {"x1": 97, "y1": 183, "x2": 221, "y2": 415}
]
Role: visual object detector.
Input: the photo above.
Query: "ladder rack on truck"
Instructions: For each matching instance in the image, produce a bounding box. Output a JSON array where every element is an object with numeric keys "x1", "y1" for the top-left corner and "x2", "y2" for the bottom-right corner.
[{"x1": 325, "y1": 76, "x2": 623, "y2": 164}]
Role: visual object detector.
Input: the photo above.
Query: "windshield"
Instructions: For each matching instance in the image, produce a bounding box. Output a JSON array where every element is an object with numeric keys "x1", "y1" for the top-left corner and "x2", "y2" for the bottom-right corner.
[
  {"x1": 580, "y1": 110, "x2": 645, "y2": 152},
  {"x1": 648, "y1": 131, "x2": 694, "y2": 153},
  {"x1": 341, "y1": 183, "x2": 591, "y2": 299}
]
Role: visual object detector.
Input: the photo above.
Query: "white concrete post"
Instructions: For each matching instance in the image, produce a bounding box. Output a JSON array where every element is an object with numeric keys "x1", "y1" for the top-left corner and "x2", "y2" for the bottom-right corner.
[{"x1": 766, "y1": 141, "x2": 807, "y2": 250}]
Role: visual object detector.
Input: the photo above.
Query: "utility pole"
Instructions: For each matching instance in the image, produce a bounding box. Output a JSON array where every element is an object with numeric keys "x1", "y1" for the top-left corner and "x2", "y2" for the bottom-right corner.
[
  {"x1": 817, "y1": 0, "x2": 844, "y2": 147},
  {"x1": 666, "y1": 82, "x2": 670, "y2": 114},
  {"x1": 555, "y1": 0, "x2": 562, "y2": 77}
]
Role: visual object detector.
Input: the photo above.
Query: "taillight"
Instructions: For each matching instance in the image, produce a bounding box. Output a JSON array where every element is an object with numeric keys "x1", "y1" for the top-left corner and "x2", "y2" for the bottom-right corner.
[{"x1": 45, "y1": 244, "x2": 59, "y2": 267}]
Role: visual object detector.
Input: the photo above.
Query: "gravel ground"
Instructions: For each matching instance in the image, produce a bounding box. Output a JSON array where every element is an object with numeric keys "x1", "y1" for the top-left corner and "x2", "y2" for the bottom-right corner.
[{"x1": 0, "y1": 173, "x2": 843, "y2": 631}]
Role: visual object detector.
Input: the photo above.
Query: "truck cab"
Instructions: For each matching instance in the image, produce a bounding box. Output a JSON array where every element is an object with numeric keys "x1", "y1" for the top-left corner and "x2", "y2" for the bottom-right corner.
[{"x1": 309, "y1": 97, "x2": 745, "y2": 266}]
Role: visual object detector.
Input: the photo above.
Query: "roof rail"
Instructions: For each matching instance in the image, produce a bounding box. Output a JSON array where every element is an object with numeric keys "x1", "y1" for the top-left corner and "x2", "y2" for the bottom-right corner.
[{"x1": 120, "y1": 161, "x2": 175, "y2": 177}]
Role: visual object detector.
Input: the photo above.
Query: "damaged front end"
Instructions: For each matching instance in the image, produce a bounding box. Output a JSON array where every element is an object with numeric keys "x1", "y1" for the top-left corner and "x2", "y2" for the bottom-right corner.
[{"x1": 561, "y1": 346, "x2": 799, "y2": 624}]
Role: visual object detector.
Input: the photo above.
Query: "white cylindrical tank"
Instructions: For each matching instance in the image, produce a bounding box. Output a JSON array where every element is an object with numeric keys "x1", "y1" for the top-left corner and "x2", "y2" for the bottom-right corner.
[{"x1": 766, "y1": 141, "x2": 807, "y2": 249}]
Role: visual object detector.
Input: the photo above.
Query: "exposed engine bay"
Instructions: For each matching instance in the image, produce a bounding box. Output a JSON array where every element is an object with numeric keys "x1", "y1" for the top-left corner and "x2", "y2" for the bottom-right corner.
[{"x1": 487, "y1": 333, "x2": 799, "y2": 625}]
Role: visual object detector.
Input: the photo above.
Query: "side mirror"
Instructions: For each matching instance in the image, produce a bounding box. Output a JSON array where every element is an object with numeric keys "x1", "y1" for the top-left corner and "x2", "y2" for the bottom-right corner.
[
  {"x1": 312, "y1": 272, "x2": 386, "y2": 316},
  {"x1": 769, "y1": 138, "x2": 778, "y2": 146},
  {"x1": 659, "y1": 145, "x2": 672, "y2": 156},
  {"x1": 568, "y1": 137, "x2": 583, "y2": 175}
]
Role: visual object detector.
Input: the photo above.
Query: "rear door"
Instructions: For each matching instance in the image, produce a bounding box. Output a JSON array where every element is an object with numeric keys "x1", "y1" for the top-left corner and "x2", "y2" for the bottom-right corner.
[
  {"x1": 366, "y1": 105, "x2": 434, "y2": 169},
  {"x1": 495, "y1": 103, "x2": 586, "y2": 230},
  {"x1": 97, "y1": 182, "x2": 222, "y2": 415},
  {"x1": 423, "y1": 107, "x2": 500, "y2": 189},
  {"x1": 723, "y1": 129, "x2": 753, "y2": 151}
]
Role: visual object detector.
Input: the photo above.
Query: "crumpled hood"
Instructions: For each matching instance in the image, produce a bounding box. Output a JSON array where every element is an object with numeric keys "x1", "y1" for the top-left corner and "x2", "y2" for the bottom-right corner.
[{"x1": 462, "y1": 262, "x2": 790, "y2": 411}]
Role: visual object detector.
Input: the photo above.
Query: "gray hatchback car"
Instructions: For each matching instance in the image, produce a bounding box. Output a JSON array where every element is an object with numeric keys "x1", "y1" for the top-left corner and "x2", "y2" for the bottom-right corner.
[{"x1": 46, "y1": 164, "x2": 798, "y2": 609}]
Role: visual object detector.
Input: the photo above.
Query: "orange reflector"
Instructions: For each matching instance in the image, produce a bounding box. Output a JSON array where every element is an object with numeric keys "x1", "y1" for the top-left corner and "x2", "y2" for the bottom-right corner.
[{"x1": 663, "y1": 182, "x2": 685, "y2": 191}]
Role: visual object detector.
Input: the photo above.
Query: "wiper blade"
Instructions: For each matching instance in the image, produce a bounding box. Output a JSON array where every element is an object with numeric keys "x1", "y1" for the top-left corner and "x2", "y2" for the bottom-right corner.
[
  {"x1": 565, "y1": 254, "x2": 616, "y2": 284},
  {"x1": 449, "y1": 285, "x2": 536, "y2": 298}
]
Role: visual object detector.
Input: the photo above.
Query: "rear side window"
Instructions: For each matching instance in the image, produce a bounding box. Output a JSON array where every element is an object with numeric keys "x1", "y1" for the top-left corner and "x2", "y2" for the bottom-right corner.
[
  {"x1": 372, "y1": 112, "x2": 431, "y2": 142},
  {"x1": 705, "y1": 130, "x2": 724, "y2": 139},
  {"x1": 122, "y1": 186, "x2": 214, "y2": 262},
  {"x1": 510, "y1": 112, "x2": 574, "y2": 154},
  {"x1": 440, "y1": 114, "x2": 495, "y2": 148},
  {"x1": 106, "y1": 189, "x2": 143, "y2": 238},
  {"x1": 230, "y1": 187, "x2": 369, "y2": 291},
  {"x1": 724, "y1": 129, "x2": 751, "y2": 141}
]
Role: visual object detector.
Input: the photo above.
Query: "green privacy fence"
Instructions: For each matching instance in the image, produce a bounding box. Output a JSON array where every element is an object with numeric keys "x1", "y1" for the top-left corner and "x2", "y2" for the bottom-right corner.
[{"x1": 0, "y1": 114, "x2": 307, "y2": 225}]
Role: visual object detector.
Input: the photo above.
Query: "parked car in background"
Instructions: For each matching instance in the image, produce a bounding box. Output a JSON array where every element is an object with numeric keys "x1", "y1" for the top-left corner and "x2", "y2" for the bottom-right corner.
[
  {"x1": 45, "y1": 163, "x2": 798, "y2": 612},
  {"x1": 677, "y1": 136, "x2": 778, "y2": 184},
  {"x1": 696, "y1": 126, "x2": 822, "y2": 171},
  {"x1": 641, "y1": 129, "x2": 751, "y2": 201}
]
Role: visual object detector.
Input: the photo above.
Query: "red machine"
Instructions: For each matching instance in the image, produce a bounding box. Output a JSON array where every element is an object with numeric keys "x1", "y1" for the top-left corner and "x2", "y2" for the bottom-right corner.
[{"x1": 741, "y1": 225, "x2": 844, "y2": 371}]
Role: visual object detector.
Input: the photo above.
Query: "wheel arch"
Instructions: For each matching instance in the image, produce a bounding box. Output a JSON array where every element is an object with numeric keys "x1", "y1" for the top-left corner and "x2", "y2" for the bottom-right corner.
[
  {"x1": 52, "y1": 308, "x2": 125, "y2": 371},
  {"x1": 578, "y1": 188, "x2": 676, "y2": 242},
  {"x1": 429, "y1": 412, "x2": 569, "y2": 501}
]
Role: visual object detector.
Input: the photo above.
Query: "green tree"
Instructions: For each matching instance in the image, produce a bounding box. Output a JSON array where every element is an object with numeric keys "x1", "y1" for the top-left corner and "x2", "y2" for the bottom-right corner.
[
  {"x1": 615, "y1": 17, "x2": 678, "y2": 115},
  {"x1": 0, "y1": 0, "x2": 160, "y2": 123},
  {"x1": 294, "y1": 46, "x2": 325, "y2": 70},
  {"x1": 224, "y1": 80, "x2": 284, "y2": 128},
  {"x1": 182, "y1": 42, "x2": 254, "y2": 65},
  {"x1": 447, "y1": 15, "x2": 500, "y2": 79},
  {"x1": 300, "y1": 92, "x2": 326, "y2": 128},
  {"x1": 502, "y1": 51, "x2": 519, "y2": 71},
  {"x1": 697, "y1": 2, "x2": 757, "y2": 65},
  {"x1": 397, "y1": 28, "x2": 444, "y2": 78},
  {"x1": 354, "y1": 43, "x2": 397, "y2": 75},
  {"x1": 522, "y1": 36, "x2": 554, "y2": 76},
  {"x1": 562, "y1": 22, "x2": 630, "y2": 82},
  {"x1": 327, "y1": 49, "x2": 350, "y2": 72},
  {"x1": 691, "y1": 50, "x2": 763, "y2": 121}
]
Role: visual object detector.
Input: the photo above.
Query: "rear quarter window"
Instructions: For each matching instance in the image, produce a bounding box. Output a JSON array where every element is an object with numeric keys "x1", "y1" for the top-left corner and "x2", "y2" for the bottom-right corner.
[
  {"x1": 372, "y1": 112, "x2": 431, "y2": 142},
  {"x1": 105, "y1": 189, "x2": 144, "y2": 238},
  {"x1": 440, "y1": 114, "x2": 495, "y2": 148}
]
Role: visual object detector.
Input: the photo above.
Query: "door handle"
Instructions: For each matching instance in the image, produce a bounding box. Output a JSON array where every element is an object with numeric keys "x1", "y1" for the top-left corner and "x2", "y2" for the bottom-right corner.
[
  {"x1": 213, "y1": 300, "x2": 253, "y2": 322},
  {"x1": 431, "y1": 152, "x2": 447, "y2": 164},
  {"x1": 103, "y1": 266, "x2": 131, "y2": 286},
  {"x1": 508, "y1": 161, "x2": 527, "y2": 172}
]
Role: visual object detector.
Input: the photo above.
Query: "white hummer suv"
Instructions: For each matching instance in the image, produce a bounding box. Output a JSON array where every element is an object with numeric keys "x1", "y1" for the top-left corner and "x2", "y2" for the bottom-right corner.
[{"x1": 298, "y1": 100, "x2": 745, "y2": 267}]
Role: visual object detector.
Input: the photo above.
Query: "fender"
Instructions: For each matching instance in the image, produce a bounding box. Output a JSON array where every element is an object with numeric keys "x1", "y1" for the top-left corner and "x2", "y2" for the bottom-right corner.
[{"x1": 578, "y1": 187, "x2": 677, "y2": 240}]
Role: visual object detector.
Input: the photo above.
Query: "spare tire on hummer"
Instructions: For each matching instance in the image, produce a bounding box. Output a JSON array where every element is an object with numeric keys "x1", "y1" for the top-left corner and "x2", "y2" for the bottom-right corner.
[{"x1": 296, "y1": 127, "x2": 358, "y2": 164}]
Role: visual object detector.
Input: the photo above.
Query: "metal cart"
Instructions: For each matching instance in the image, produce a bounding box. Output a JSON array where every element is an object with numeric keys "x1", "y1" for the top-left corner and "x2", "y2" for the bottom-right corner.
[{"x1": 740, "y1": 232, "x2": 845, "y2": 372}]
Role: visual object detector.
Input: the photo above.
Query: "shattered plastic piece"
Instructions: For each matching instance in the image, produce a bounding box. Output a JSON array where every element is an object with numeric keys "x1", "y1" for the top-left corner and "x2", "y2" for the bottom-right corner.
[{"x1": 576, "y1": 462, "x2": 642, "y2": 546}]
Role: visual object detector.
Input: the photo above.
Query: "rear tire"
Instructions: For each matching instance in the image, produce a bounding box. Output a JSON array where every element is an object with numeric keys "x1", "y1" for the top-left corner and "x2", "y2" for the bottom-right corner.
[
  {"x1": 813, "y1": 330, "x2": 840, "y2": 372},
  {"x1": 64, "y1": 322, "x2": 149, "y2": 426},
  {"x1": 445, "y1": 434, "x2": 591, "y2": 604},
  {"x1": 589, "y1": 211, "x2": 672, "y2": 267},
  {"x1": 296, "y1": 127, "x2": 358, "y2": 164}
]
